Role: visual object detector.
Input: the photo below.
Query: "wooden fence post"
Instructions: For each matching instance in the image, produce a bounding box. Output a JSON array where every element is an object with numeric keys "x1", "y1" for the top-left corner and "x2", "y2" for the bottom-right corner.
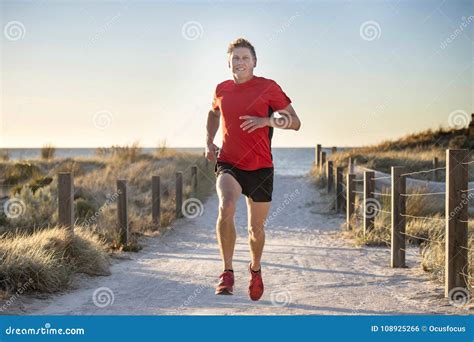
[
  {"x1": 326, "y1": 161, "x2": 334, "y2": 193},
  {"x1": 58, "y1": 172, "x2": 74, "y2": 233},
  {"x1": 363, "y1": 171, "x2": 375, "y2": 235},
  {"x1": 335, "y1": 167, "x2": 344, "y2": 212},
  {"x1": 319, "y1": 151, "x2": 326, "y2": 173},
  {"x1": 348, "y1": 157, "x2": 354, "y2": 174},
  {"x1": 433, "y1": 157, "x2": 439, "y2": 181},
  {"x1": 117, "y1": 179, "x2": 128, "y2": 245},
  {"x1": 176, "y1": 172, "x2": 183, "y2": 218},
  {"x1": 346, "y1": 173, "x2": 355, "y2": 230},
  {"x1": 191, "y1": 165, "x2": 198, "y2": 197},
  {"x1": 152, "y1": 176, "x2": 161, "y2": 227},
  {"x1": 316, "y1": 144, "x2": 321, "y2": 166},
  {"x1": 445, "y1": 149, "x2": 469, "y2": 297},
  {"x1": 391, "y1": 166, "x2": 406, "y2": 268}
]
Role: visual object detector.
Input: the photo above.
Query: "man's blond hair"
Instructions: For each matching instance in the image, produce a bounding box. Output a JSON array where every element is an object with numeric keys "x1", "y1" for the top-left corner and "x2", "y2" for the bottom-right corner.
[{"x1": 227, "y1": 38, "x2": 257, "y2": 61}]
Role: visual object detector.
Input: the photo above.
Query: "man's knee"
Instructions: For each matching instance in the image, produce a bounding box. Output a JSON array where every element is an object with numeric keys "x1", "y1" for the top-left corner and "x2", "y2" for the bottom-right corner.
[{"x1": 218, "y1": 197, "x2": 237, "y2": 218}]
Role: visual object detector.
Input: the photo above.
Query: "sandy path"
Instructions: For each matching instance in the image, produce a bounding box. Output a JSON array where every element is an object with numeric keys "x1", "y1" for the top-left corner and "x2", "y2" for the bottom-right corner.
[{"x1": 20, "y1": 174, "x2": 468, "y2": 315}]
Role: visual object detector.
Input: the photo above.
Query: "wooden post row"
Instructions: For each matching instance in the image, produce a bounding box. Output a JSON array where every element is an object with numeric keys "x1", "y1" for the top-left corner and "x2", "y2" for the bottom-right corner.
[
  {"x1": 176, "y1": 172, "x2": 183, "y2": 218},
  {"x1": 346, "y1": 173, "x2": 355, "y2": 230},
  {"x1": 319, "y1": 151, "x2": 326, "y2": 173},
  {"x1": 445, "y1": 149, "x2": 469, "y2": 297},
  {"x1": 58, "y1": 172, "x2": 74, "y2": 233},
  {"x1": 152, "y1": 175, "x2": 161, "y2": 227},
  {"x1": 326, "y1": 161, "x2": 334, "y2": 193},
  {"x1": 117, "y1": 179, "x2": 128, "y2": 245},
  {"x1": 391, "y1": 167, "x2": 406, "y2": 268},
  {"x1": 363, "y1": 171, "x2": 375, "y2": 235},
  {"x1": 336, "y1": 167, "x2": 344, "y2": 212},
  {"x1": 316, "y1": 144, "x2": 321, "y2": 166}
]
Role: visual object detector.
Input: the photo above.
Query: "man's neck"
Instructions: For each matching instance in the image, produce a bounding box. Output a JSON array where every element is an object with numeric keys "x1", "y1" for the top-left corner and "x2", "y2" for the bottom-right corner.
[{"x1": 234, "y1": 74, "x2": 254, "y2": 84}]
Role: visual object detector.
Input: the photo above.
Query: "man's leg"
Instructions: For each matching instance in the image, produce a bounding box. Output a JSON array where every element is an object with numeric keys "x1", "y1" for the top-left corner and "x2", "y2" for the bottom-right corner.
[
  {"x1": 246, "y1": 197, "x2": 271, "y2": 271},
  {"x1": 216, "y1": 173, "x2": 242, "y2": 270}
]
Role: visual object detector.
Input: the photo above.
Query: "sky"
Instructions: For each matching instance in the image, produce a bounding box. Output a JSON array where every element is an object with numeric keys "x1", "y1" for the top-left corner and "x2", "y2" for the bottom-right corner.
[{"x1": 0, "y1": 0, "x2": 472, "y2": 148}]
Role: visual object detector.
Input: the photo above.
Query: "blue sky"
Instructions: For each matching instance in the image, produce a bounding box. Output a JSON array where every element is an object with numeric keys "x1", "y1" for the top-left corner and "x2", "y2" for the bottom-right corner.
[{"x1": 1, "y1": 0, "x2": 472, "y2": 148}]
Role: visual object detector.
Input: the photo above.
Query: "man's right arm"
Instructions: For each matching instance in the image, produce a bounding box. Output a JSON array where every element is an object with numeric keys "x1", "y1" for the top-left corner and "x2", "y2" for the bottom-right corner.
[{"x1": 205, "y1": 108, "x2": 220, "y2": 161}]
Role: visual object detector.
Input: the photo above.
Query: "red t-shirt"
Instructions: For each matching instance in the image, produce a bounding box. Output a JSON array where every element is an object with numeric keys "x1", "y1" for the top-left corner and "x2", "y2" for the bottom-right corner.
[{"x1": 212, "y1": 76, "x2": 292, "y2": 171}]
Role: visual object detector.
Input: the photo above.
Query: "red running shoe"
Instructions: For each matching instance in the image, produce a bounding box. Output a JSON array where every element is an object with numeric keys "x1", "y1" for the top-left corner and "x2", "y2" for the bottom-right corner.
[
  {"x1": 248, "y1": 263, "x2": 264, "y2": 301},
  {"x1": 215, "y1": 270, "x2": 234, "y2": 295}
]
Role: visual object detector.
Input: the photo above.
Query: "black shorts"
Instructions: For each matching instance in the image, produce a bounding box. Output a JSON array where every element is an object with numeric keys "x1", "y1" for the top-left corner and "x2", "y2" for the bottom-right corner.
[{"x1": 214, "y1": 161, "x2": 274, "y2": 202}]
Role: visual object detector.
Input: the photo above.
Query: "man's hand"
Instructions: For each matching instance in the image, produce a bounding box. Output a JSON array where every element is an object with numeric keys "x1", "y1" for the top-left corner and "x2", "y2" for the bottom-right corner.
[
  {"x1": 239, "y1": 116, "x2": 270, "y2": 133},
  {"x1": 205, "y1": 143, "x2": 219, "y2": 161}
]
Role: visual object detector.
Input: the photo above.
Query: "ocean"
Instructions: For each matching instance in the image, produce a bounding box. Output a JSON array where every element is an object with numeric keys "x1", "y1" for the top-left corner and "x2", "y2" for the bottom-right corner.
[{"x1": 0, "y1": 147, "x2": 343, "y2": 177}]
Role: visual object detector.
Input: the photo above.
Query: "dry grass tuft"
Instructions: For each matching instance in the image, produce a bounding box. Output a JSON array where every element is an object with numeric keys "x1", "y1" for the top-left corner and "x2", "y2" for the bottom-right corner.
[{"x1": 0, "y1": 226, "x2": 110, "y2": 295}]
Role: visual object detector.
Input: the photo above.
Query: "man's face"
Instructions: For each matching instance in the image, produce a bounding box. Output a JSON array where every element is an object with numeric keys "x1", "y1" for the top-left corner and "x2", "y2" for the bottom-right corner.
[{"x1": 229, "y1": 47, "x2": 256, "y2": 80}]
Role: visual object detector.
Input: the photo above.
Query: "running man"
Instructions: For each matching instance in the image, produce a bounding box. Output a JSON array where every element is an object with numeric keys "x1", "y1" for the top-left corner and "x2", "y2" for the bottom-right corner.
[{"x1": 205, "y1": 38, "x2": 301, "y2": 301}]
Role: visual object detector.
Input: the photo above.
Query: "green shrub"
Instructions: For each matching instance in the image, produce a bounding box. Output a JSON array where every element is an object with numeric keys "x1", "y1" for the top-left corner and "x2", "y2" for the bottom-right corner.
[{"x1": 4, "y1": 163, "x2": 40, "y2": 185}]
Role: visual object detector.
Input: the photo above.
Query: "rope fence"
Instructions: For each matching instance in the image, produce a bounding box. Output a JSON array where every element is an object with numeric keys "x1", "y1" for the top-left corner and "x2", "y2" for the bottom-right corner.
[
  {"x1": 50, "y1": 164, "x2": 204, "y2": 245},
  {"x1": 316, "y1": 145, "x2": 473, "y2": 301}
]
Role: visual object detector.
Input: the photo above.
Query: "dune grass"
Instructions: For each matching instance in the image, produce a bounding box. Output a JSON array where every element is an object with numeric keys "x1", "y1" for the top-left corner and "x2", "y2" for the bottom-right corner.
[
  {"x1": 41, "y1": 144, "x2": 56, "y2": 160},
  {"x1": 324, "y1": 126, "x2": 472, "y2": 182},
  {"x1": 309, "y1": 165, "x2": 327, "y2": 189},
  {"x1": 0, "y1": 226, "x2": 110, "y2": 298}
]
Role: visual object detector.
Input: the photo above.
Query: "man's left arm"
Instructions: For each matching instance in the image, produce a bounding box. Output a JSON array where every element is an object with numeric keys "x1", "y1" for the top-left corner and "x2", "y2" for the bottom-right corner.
[
  {"x1": 239, "y1": 104, "x2": 301, "y2": 133},
  {"x1": 269, "y1": 104, "x2": 301, "y2": 131}
]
